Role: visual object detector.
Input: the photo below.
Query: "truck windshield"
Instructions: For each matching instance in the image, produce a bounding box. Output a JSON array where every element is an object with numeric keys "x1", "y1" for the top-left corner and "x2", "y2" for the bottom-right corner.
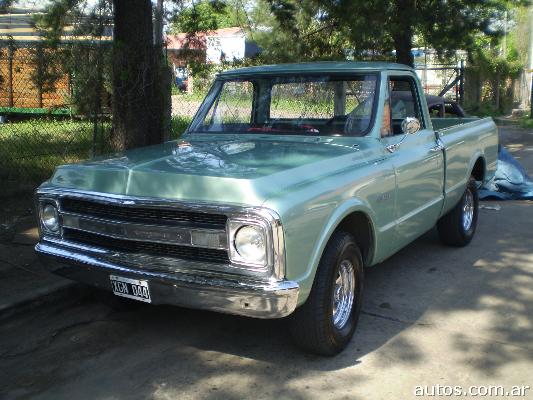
[{"x1": 188, "y1": 74, "x2": 378, "y2": 136}]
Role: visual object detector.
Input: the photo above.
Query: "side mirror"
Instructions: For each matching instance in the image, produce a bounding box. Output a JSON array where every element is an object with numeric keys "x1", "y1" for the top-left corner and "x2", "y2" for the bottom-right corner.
[
  {"x1": 385, "y1": 117, "x2": 421, "y2": 153},
  {"x1": 401, "y1": 117, "x2": 421, "y2": 135}
]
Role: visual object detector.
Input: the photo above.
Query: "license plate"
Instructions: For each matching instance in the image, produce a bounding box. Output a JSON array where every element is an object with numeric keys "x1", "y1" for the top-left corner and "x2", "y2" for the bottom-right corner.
[{"x1": 110, "y1": 275, "x2": 151, "y2": 303}]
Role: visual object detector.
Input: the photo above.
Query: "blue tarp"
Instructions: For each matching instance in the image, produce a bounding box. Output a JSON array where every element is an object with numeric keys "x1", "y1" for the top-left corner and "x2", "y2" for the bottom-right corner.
[{"x1": 479, "y1": 146, "x2": 533, "y2": 200}]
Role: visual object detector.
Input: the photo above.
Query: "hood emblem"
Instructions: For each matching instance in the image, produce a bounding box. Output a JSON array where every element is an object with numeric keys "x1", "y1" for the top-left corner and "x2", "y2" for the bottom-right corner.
[{"x1": 177, "y1": 140, "x2": 192, "y2": 148}]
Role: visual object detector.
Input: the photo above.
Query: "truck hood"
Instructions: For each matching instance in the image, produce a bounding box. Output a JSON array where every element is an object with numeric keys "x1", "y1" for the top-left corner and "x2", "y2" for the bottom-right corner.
[{"x1": 49, "y1": 135, "x2": 375, "y2": 205}]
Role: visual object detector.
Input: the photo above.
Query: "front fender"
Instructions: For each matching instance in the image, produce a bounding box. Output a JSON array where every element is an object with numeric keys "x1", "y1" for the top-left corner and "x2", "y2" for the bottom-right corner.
[{"x1": 291, "y1": 198, "x2": 377, "y2": 305}]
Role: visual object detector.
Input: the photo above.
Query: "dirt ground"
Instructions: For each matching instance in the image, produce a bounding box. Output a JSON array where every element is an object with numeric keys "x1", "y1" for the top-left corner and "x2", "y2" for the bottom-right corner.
[{"x1": 0, "y1": 126, "x2": 532, "y2": 400}]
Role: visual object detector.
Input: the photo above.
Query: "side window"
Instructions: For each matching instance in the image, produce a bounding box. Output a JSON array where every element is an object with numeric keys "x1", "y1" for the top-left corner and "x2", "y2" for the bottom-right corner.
[
  {"x1": 388, "y1": 77, "x2": 423, "y2": 135},
  {"x1": 428, "y1": 104, "x2": 444, "y2": 118}
]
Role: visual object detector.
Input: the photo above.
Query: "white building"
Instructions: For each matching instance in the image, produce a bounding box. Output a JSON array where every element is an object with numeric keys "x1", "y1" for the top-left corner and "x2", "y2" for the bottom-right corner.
[
  {"x1": 205, "y1": 27, "x2": 246, "y2": 64},
  {"x1": 166, "y1": 27, "x2": 247, "y2": 65}
]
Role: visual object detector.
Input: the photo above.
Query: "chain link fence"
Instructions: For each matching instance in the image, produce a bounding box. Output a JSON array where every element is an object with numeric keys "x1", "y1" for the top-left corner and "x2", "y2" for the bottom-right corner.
[
  {"x1": 415, "y1": 63, "x2": 465, "y2": 103},
  {"x1": 0, "y1": 41, "x2": 111, "y2": 198}
]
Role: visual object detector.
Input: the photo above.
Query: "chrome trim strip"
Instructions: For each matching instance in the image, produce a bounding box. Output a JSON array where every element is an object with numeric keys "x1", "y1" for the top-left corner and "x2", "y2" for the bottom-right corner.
[
  {"x1": 36, "y1": 187, "x2": 287, "y2": 280},
  {"x1": 36, "y1": 241, "x2": 299, "y2": 319},
  {"x1": 61, "y1": 213, "x2": 228, "y2": 250},
  {"x1": 42, "y1": 236, "x2": 266, "y2": 278},
  {"x1": 380, "y1": 195, "x2": 444, "y2": 232},
  {"x1": 445, "y1": 179, "x2": 467, "y2": 196}
]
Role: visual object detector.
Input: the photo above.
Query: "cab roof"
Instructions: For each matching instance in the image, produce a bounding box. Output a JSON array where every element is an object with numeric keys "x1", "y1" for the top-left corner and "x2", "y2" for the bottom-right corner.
[{"x1": 218, "y1": 61, "x2": 414, "y2": 77}]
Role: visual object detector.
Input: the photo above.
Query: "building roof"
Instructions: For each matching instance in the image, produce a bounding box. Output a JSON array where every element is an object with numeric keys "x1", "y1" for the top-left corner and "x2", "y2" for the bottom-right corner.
[
  {"x1": 165, "y1": 27, "x2": 245, "y2": 50},
  {"x1": 218, "y1": 61, "x2": 414, "y2": 77},
  {"x1": 208, "y1": 27, "x2": 245, "y2": 37}
]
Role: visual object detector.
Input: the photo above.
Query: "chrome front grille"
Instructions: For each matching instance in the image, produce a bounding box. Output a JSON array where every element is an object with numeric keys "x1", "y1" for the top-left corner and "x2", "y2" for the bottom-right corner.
[
  {"x1": 60, "y1": 198, "x2": 228, "y2": 229},
  {"x1": 37, "y1": 188, "x2": 285, "y2": 280},
  {"x1": 63, "y1": 228, "x2": 230, "y2": 264},
  {"x1": 57, "y1": 197, "x2": 230, "y2": 265}
]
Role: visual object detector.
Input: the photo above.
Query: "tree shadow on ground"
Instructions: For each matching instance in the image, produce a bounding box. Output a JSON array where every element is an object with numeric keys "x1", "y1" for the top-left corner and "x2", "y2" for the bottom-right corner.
[
  {"x1": 2, "y1": 201, "x2": 532, "y2": 399},
  {"x1": 2, "y1": 128, "x2": 532, "y2": 399}
]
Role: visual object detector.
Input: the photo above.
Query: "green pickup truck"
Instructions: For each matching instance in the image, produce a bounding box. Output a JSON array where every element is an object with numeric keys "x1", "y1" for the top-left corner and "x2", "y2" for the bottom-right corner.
[{"x1": 35, "y1": 62, "x2": 498, "y2": 355}]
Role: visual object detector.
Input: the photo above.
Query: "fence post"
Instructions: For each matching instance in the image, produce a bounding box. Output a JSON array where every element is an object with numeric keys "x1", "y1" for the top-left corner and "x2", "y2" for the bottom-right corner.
[
  {"x1": 459, "y1": 60, "x2": 465, "y2": 106},
  {"x1": 7, "y1": 46, "x2": 14, "y2": 107},
  {"x1": 36, "y1": 45, "x2": 44, "y2": 108}
]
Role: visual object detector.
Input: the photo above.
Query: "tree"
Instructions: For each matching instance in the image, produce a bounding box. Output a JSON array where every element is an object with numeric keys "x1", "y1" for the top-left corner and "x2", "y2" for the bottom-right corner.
[
  {"x1": 112, "y1": 0, "x2": 169, "y2": 149},
  {"x1": 170, "y1": 0, "x2": 244, "y2": 33},
  {"x1": 252, "y1": 0, "x2": 348, "y2": 62},
  {"x1": 262, "y1": 0, "x2": 524, "y2": 67},
  {"x1": 32, "y1": 0, "x2": 171, "y2": 150}
]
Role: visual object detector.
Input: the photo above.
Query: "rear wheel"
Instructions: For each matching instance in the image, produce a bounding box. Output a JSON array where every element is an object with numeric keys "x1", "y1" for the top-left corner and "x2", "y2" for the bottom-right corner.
[
  {"x1": 289, "y1": 231, "x2": 364, "y2": 356},
  {"x1": 437, "y1": 177, "x2": 479, "y2": 246}
]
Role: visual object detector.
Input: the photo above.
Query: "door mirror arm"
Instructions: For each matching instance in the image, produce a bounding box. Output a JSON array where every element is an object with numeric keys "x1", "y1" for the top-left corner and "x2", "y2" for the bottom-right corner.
[{"x1": 385, "y1": 117, "x2": 421, "y2": 153}]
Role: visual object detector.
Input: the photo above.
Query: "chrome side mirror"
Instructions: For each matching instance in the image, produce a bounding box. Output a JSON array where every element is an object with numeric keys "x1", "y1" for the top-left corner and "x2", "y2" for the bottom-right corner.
[
  {"x1": 401, "y1": 117, "x2": 421, "y2": 135},
  {"x1": 386, "y1": 117, "x2": 421, "y2": 153}
]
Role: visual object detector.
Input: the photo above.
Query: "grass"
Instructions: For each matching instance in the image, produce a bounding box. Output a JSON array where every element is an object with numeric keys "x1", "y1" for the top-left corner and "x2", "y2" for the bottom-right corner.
[
  {"x1": 172, "y1": 89, "x2": 208, "y2": 102},
  {"x1": 518, "y1": 114, "x2": 533, "y2": 129},
  {"x1": 0, "y1": 116, "x2": 192, "y2": 197},
  {"x1": 171, "y1": 116, "x2": 192, "y2": 138},
  {"x1": 0, "y1": 119, "x2": 104, "y2": 187}
]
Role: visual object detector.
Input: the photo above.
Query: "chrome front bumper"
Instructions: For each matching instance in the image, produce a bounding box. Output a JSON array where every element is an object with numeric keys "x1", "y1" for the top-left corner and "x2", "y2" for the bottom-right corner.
[{"x1": 36, "y1": 241, "x2": 299, "y2": 319}]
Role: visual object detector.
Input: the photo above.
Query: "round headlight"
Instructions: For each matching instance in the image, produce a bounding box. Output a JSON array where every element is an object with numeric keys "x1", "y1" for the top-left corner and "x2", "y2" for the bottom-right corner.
[
  {"x1": 234, "y1": 225, "x2": 266, "y2": 264},
  {"x1": 41, "y1": 204, "x2": 59, "y2": 232}
]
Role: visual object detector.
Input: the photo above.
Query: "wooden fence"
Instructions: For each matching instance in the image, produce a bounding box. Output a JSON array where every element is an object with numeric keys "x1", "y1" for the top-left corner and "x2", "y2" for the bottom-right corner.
[{"x1": 0, "y1": 45, "x2": 71, "y2": 111}]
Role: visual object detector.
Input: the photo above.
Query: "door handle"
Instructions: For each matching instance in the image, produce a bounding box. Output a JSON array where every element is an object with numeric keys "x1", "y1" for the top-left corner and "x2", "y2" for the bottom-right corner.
[{"x1": 430, "y1": 139, "x2": 445, "y2": 153}]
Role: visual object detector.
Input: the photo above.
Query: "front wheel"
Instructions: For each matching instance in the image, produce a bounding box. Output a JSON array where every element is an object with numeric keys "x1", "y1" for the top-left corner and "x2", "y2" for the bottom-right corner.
[
  {"x1": 437, "y1": 177, "x2": 479, "y2": 246},
  {"x1": 288, "y1": 231, "x2": 364, "y2": 356}
]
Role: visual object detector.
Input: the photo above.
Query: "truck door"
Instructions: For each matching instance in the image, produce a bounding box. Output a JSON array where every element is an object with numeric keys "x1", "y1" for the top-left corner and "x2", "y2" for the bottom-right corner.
[{"x1": 380, "y1": 74, "x2": 445, "y2": 248}]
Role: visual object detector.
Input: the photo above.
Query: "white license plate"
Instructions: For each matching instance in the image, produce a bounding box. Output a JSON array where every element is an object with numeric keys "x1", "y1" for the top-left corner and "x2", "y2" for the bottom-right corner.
[{"x1": 110, "y1": 275, "x2": 151, "y2": 303}]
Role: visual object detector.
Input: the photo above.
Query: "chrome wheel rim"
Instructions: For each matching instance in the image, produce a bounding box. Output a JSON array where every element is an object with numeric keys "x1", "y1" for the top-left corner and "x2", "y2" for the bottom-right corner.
[
  {"x1": 462, "y1": 188, "x2": 474, "y2": 231},
  {"x1": 332, "y1": 260, "x2": 356, "y2": 329}
]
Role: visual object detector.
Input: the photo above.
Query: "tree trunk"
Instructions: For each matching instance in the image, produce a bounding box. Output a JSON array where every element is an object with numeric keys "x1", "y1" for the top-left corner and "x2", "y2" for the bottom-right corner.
[
  {"x1": 111, "y1": 0, "x2": 166, "y2": 150},
  {"x1": 393, "y1": 30, "x2": 414, "y2": 67},
  {"x1": 154, "y1": 0, "x2": 172, "y2": 142},
  {"x1": 495, "y1": 73, "x2": 501, "y2": 112},
  {"x1": 392, "y1": 0, "x2": 415, "y2": 67}
]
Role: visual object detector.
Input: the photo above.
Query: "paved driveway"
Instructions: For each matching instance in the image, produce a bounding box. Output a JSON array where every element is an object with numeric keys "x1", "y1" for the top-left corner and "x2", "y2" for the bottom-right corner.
[{"x1": 1, "y1": 127, "x2": 532, "y2": 400}]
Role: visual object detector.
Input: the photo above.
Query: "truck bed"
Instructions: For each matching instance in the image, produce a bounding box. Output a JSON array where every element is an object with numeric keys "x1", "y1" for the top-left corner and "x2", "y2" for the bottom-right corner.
[
  {"x1": 431, "y1": 117, "x2": 482, "y2": 131},
  {"x1": 432, "y1": 116, "x2": 499, "y2": 215}
]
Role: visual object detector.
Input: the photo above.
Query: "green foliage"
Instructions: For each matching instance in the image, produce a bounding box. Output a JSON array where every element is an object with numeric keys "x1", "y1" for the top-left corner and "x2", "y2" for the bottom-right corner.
[
  {"x1": 257, "y1": 0, "x2": 527, "y2": 66},
  {"x1": 170, "y1": 0, "x2": 248, "y2": 33},
  {"x1": 250, "y1": 0, "x2": 348, "y2": 62},
  {"x1": 463, "y1": 100, "x2": 504, "y2": 117},
  {"x1": 67, "y1": 44, "x2": 112, "y2": 116},
  {"x1": 28, "y1": 44, "x2": 66, "y2": 101},
  {"x1": 168, "y1": 0, "x2": 256, "y2": 83},
  {"x1": 33, "y1": 0, "x2": 83, "y2": 44},
  {"x1": 506, "y1": 4, "x2": 532, "y2": 64},
  {"x1": 170, "y1": 116, "x2": 192, "y2": 138},
  {"x1": 518, "y1": 114, "x2": 533, "y2": 129},
  {"x1": 462, "y1": 4, "x2": 529, "y2": 115},
  {"x1": 0, "y1": 0, "x2": 15, "y2": 11}
]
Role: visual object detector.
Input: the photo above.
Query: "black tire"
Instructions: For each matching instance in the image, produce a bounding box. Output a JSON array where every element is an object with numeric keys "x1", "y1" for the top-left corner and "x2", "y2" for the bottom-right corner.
[
  {"x1": 437, "y1": 177, "x2": 479, "y2": 247},
  {"x1": 289, "y1": 231, "x2": 364, "y2": 356}
]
